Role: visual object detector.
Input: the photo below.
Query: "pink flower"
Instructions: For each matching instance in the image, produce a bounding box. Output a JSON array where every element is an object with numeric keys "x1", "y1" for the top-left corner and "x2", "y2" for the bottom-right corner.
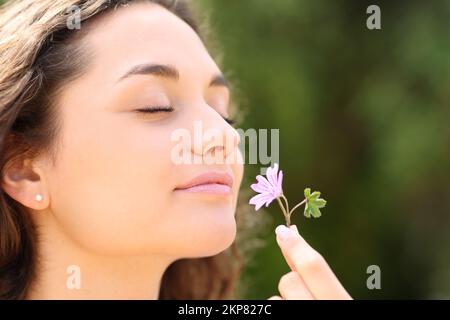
[
  {"x1": 249, "y1": 163, "x2": 325, "y2": 226},
  {"x1": 249, "y1": 163, "x2": 283, "y2": 210}
]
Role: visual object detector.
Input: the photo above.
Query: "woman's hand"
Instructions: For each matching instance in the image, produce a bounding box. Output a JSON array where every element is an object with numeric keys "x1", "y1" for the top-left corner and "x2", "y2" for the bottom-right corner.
[{"x1": 268, "y1": 224, "x2": 352, "y2": 300}]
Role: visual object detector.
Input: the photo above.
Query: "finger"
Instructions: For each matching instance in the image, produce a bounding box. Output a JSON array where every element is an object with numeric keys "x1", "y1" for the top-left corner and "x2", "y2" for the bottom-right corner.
[
  {"x1": 278, "y1": 271, "x2": 314, "y2": 300},
  {"x1": 275, "y1": 225, "x2": 306, "y2": 273},
  {"x1": 275, "y1": 224, "x2": 352, "y2": 300},
  {"x1": 268, "y1": 295, "x2": 283, "y2": 300}
]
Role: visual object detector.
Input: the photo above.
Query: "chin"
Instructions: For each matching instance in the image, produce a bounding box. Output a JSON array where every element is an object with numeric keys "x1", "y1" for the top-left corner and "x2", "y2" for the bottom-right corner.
[{"x1": 183, "y1": 213, "x2": 237, "y2": 258}]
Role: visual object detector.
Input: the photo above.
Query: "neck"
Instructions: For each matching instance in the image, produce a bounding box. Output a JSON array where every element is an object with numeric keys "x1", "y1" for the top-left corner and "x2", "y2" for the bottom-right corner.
[{"x1": 26, "y1": 213, "x2": 175, "y2": 300}]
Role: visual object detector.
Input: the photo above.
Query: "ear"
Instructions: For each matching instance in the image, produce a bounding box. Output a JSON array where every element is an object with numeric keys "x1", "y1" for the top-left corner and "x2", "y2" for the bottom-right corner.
[{"x1": 2, "y1": 157, "x2": 49, "y2": 210}]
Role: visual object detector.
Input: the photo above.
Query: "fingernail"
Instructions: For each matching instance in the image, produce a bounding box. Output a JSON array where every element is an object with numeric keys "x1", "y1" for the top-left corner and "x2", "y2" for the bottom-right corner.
[
  {"x1": 290, "y1": 225, "x2": 299, "y2": 234},
  {"x1": 275, "y1": 225, "x2": 295, "y2": 244}
]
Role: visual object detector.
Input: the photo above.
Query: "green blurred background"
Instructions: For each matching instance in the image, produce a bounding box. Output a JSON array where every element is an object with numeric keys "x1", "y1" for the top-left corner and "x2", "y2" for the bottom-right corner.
[{"x1": 197, "y1": 0, "x2": 450, "y2": 299}]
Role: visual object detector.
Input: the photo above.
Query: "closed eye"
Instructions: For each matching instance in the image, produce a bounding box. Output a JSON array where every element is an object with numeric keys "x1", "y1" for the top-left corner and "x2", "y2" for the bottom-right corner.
[
  {"x1": 135, "y1": 106, "x2": 236, "y2": 125},
  {"x1": 135, "y1": 106, "x2": 174, "y2": 113}
]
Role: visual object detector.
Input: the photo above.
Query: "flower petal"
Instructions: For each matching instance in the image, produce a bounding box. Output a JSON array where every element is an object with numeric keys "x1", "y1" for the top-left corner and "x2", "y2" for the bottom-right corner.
[
  {"x1": 251, "y1": 182, "x2": 270, "y2": 194},
  {"x1": 267, "y1": 163, "x2": 279, "y2": 190},
  {"x1": 265, "y1": 196, "x2": 276, "y2": 207},
  {"x1": 275, "y1": 169, "x2": 283, "y2": 196},
  {"x1": 249, "y1": 193, "x2": 274, "y2": 211},
  {"x1": 255, "y1": 175, "x2": 272, "y2": 191}
]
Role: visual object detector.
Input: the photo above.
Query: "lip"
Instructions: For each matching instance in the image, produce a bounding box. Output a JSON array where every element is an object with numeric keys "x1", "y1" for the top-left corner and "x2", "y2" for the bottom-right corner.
[{"x1": 174, "y1": 171, "x2": 233, "y2": 195}]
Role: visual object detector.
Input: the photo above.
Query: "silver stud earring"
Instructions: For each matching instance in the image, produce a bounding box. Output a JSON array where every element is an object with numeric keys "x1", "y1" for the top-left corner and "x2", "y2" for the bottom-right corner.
[{"x1": 35, "y1": 193, "x2": 43, "y2": 202}]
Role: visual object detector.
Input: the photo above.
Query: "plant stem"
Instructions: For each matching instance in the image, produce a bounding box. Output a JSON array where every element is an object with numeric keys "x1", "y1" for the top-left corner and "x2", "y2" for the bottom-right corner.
[
  {"x1": 281, "y1": 194, "x2": 290, "y2": 215},
  {"x1": 277, "y1": 197, "x2": 308, "y2": 227},
  {"x1": 276, "y1": 197, "x2": 289, "y2": 226},
  {"x1": 289, "y1": 198, "x2": 307, "y2": 215}
]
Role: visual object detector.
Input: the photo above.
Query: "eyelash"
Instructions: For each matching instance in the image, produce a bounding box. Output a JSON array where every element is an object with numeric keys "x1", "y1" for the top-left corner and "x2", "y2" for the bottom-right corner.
[
  {"x1": 135, "y1": 106, "x2": 174, "y2": 113},
  {"x1": 135, "y1": 106, "x2": 236, "y2": 125}
]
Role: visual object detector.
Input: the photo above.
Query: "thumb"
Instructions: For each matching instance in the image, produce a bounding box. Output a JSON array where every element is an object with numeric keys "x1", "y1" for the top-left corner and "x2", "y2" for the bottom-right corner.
[
  {"x1": 275, "y1": 224, "x2": 319, "y2": 272},
  {"x1": 275, "y1": 224, "x2": 303, "y2": 272},
  {"x1": 275, "y1": 224, "x2": 352, "y2": 299}
]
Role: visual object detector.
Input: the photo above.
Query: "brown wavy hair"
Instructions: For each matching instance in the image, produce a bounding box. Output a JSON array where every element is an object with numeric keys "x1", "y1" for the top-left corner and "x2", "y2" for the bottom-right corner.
[{"x1": 0, "y1": 0, "x2": 263, "y2": 300}]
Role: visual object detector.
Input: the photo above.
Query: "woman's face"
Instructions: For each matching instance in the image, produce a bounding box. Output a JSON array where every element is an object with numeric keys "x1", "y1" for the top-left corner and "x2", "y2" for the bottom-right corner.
[{"x1": 42, "y1": 2, "x2": 243, "y2": 258}]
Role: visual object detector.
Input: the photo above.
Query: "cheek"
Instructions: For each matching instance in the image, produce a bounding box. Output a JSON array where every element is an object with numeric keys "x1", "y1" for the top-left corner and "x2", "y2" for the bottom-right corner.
[{"x1": 48, "y1": 117, "x2": 175, "y2": 255}]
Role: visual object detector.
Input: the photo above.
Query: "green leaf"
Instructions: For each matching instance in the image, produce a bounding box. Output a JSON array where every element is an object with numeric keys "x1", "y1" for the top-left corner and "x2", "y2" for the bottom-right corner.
[
  {"x1": 303, "y1": 203, "x2": 311, "y2": 218},
  {"x1": 304, "y1": 188, "x2": 311, "y2": 198},
  {"x1": 303, "y1": 187, "x2": 327, "y2": 218},
  {"x1": 310, "y1": 191, "x2": 321, "y2": 199}
]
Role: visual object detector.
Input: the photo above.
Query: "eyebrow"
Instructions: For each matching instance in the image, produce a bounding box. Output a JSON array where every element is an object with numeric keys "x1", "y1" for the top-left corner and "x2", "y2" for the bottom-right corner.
[{"x1": 116, "y1": 63, "x2": 229, "y2": 89}]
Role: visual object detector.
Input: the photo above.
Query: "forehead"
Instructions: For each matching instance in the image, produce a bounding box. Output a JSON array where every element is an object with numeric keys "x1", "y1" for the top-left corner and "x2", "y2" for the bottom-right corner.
[{"x1": 80, "y1": 2, "x2": 221, "y2": 82}]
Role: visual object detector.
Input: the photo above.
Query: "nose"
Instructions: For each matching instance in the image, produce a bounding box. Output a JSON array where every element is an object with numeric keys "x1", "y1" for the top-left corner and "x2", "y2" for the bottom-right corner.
[{"x1": 190, "y1": 107, "x2": 240, "y2": 164}]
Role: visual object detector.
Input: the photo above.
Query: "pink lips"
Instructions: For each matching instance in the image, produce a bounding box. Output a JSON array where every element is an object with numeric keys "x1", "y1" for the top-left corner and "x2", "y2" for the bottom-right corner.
[{"x1": 174, "y1": 172, "x2": 233, "y2": 195}]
